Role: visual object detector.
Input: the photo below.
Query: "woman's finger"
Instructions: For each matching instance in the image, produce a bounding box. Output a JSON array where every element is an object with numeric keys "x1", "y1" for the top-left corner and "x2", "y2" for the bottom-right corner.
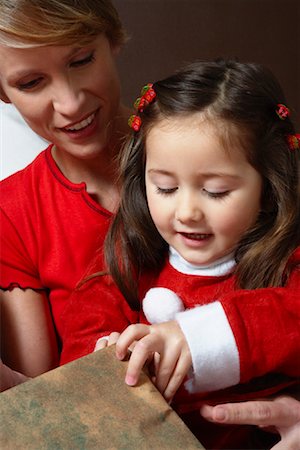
[{"x1": 200, "y1": 396, "x2": 300, "y2": 427}]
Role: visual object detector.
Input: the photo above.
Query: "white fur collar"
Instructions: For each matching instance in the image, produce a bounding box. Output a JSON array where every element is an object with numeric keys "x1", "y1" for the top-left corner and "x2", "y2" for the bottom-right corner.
[{"x1": 169, "y1": 246, "x2": 236, "y2": 276}]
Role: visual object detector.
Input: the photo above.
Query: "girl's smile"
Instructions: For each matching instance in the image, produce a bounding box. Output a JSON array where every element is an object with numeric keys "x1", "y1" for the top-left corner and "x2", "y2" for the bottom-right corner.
[{"x1": 145, "y1": 116, "x2": 263, "y2": 266}]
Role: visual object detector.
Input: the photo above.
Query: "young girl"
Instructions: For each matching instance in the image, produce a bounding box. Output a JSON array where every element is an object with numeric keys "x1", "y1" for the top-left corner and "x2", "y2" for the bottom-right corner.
[{"x1": 61, "y1": 59, "x2": 300, "y2": 449}]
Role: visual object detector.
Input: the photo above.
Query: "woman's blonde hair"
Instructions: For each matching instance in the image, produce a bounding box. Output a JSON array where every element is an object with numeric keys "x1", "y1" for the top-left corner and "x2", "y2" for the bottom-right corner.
[{"x1": 0, "y1": 0, "x2": 127, "y2": 48}]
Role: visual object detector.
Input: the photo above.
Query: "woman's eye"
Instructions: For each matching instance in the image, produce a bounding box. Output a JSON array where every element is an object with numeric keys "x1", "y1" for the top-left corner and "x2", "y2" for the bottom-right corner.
[
  {"x1": 17, "y1": 77, "x2": 43, "y2": 91},
  {"x1": 156, "y1": 187, "x2": 178, "y2": 195},
  {"x1": 70, "y1": 52, "x2": 95, "y2": 68},
  {"x1": 203, "y1": 189, "x2": 230, "y2": 199}
]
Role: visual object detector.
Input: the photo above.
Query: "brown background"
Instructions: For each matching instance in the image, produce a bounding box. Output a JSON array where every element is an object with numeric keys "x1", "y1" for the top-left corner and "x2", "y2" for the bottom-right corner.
[{"x1": 114, "y1": 0, "x2": 299, "y2": 126}]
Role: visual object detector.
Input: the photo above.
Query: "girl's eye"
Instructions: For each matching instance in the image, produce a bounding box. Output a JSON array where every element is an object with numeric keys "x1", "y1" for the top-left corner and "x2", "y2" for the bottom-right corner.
[
  {"x1": 70, "y1": 52, "x2": 95, "y2": 68},
  {"x1": 18, "y1": 77, "x2": 43, "y2": 91},
  {"x1": 156, "y1": 187, "x2": 178, "y2": 195},
  {"x1": 203, "y1": 189, "x2": 230, "y2": 199}
]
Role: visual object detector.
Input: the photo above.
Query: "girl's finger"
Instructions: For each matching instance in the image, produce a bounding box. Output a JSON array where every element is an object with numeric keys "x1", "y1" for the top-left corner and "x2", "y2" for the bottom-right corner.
[
  {"x1": 116, "y1": 324, "x2": 151, "y2": 360},
  {"x1": 107, "y1": 332, "x2": 120, "y2": 346},
  {"x1": 94, "y1": 337, "x2": 108, "y2": 351},
  {"x1": 163, "y1": 351, "x2": 192, "y2": 401},
  {"x1": 154, "y1": 350, "x2": 178, "y2": 396},
  {"x1": 124, "y1": 334, "x2": 162, "y2": 386}
]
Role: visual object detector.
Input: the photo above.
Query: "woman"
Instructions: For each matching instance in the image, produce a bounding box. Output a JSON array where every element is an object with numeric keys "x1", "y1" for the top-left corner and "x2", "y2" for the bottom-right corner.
[{"x1": 0, "y1": 0, "x2": 130, "y2": 375}]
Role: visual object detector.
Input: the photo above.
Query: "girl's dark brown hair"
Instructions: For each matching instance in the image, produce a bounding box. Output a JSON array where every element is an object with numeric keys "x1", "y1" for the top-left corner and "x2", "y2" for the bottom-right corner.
[{"x1": 105, "y1": 59, "x2": 300, "y2": 310}]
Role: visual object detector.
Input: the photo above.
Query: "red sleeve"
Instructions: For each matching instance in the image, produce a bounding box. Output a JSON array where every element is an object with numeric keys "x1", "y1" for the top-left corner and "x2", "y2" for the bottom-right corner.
[
  {"x1": 59, "y1": 274, "x2": 139, "y2": 365},
  {"x1": 220, "y1": 265, "x2": 300, "y2": 383},
  {"x1": 0, "y1": 206, "x2": 41, "y2": 290}
]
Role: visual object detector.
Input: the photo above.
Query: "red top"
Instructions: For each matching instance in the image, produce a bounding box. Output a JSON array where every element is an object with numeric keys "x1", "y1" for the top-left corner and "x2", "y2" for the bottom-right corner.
[{"x1": 0, "y1": 145, "x2": 112, "y2": 339}]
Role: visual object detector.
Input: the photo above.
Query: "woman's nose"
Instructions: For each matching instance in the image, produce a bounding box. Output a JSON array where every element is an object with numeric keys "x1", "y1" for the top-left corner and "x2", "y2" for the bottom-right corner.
[{"x1": 52, "y1": 80, "x2": 85, "y2": 116}]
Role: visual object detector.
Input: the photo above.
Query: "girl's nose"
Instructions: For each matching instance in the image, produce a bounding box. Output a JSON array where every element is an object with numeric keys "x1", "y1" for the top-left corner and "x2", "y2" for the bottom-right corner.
[
  {"x1": 175, "y1": 193, "x2": 203, "y2": 224},
  {"x1": 52, "y1": 81, "x2": 85, "y2": 116}
]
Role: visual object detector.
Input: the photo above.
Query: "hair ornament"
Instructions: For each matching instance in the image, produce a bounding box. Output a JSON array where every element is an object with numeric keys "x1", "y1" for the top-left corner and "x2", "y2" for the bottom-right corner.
[
  {"x1": 134, "y1": 83, "x2": 156, "y2": 112},
  {"x1": 128, "y1": 83, "x2": 156, "y2": 131},
  {"x1": 287, "y1": 134, "x2": 300, "y2": 151},
  {"x1": 276, "y1": 103, "x2": 290, "y2": 120},
  {"x1": 128, "y1": 114, "x2": 142, "y2": 132}
]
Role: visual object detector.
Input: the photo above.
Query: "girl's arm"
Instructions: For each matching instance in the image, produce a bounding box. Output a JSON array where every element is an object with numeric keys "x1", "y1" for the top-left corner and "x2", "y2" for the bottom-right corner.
[
  {"x1": 0, "y1": 288, "x2": 59, "y2": 377},
  {"x1": 116, "y1": 268, "x2": 300, "y2": 397}
]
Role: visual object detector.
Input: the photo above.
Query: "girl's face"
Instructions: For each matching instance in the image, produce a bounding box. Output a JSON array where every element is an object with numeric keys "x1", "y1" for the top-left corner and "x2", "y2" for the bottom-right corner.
[
  {"x1": 145, "y1": 117, "x2": 262, "y2": 266},
  {"x1": 0, "y1": 34, "x2": 121, "y2": 160}
]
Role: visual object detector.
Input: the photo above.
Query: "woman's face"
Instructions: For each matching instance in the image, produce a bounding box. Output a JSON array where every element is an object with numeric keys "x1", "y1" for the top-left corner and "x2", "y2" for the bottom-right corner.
[{"x1": 0, "y1": 34, "x2": 121, "y2": 160}]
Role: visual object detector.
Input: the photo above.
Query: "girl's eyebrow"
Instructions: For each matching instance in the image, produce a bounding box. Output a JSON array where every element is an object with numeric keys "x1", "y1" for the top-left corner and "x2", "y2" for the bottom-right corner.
[
  {"x1": 147, "y1": 169, "x2": 173, "y2": 176},
  {"x1": 147, "y1": 168, "x2": 242, "y2": 179},
  {"x1": 200, "y1": 172, "x2": 242, "y2": 179}
]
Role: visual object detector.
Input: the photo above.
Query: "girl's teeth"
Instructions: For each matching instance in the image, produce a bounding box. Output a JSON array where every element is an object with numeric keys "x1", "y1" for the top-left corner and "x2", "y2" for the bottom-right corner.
[
  {"x1": 183, "y1": 233, "x2": 208, "y2": 239},
  {"x1": 66, "y1": 113, "x2": 94, "y2": 131}
]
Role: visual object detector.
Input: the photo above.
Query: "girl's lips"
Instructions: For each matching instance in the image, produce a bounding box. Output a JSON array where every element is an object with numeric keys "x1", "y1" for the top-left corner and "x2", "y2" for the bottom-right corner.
[{"x1": 179, "y1": 232, "x2": 213, "y2": 248}]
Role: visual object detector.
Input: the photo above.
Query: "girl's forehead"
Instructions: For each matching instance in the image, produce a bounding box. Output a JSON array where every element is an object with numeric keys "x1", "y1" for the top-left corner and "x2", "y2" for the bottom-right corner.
[
  {"x1": 151, "y1": 114, "x2": 248, "y2": 148},
  {"x1": 146, "y1": 114, "x2": 252, "y2": 165},
  {"x1": 147, "y1": 114, "x2": 225, "y2": 143}
]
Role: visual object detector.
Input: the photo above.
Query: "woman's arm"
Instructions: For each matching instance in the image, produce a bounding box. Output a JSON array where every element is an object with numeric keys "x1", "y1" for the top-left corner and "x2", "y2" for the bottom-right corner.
[{"x1": 0, "y1": 288, "x2": 59, "y2": 377}]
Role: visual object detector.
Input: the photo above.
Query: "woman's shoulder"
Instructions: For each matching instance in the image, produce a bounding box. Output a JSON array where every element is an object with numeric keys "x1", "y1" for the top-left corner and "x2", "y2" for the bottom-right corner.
[
  {"x1": 0, "y1": 145, "x2": 52, "y2": 213},
  {"x1": 1, "y1": 146, "x2": 50, "y2": 190}
]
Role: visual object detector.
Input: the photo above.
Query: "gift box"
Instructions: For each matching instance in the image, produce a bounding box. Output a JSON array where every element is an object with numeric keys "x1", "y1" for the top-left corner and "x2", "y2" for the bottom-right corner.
[{"x1": 0, "y1": 346, "x2": 205, "y2": 449}]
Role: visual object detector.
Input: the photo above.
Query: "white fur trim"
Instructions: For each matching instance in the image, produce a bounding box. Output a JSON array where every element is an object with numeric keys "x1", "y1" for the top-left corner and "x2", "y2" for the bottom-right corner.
[
  {"x1": 176, "y1": 302, "x2": 240, "y2": 393},
  {"x1": 143, "y1": 287, "x2": 185, "y2": 324},
  {"x1": 169, "y1": 246, "x2": 236, "y2": 276}
]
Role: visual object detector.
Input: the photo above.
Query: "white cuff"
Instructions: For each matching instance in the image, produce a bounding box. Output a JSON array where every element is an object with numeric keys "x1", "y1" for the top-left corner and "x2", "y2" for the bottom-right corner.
[{"x1": 176, "y1": 301, "x2": 240, "y2": 393}]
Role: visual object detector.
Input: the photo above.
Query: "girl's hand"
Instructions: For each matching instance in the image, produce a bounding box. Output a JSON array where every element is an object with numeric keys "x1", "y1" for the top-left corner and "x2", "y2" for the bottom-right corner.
[
  {"x1": 94, "y1": 332, "x2": 120, "y2": 351},
  {"x1": 200, "y1": 396, "x2": 300, "y2": 450},
  {"x1": 116, "y1": 321, "x2": 192, "y2": 401}
]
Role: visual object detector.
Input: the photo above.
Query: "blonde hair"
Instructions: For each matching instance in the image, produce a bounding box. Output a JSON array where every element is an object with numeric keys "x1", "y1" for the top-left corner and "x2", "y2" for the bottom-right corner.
[{"x1": 0, "y1": 0, "x2": 127, "y2": 48}]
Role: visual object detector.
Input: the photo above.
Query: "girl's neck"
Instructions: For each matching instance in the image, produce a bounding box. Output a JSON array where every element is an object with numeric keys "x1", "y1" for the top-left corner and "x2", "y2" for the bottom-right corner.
[{"x1": 169, "y1": 247, "x2": 236, "y2": 277}]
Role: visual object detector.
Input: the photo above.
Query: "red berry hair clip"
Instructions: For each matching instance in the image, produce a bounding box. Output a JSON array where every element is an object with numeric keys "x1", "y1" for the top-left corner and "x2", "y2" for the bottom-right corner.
[
  {"x1": 128, "y1": 83, "x2": 156, "y2": 132},
  {"x1": 287, "y1": 134, "x2": 300, "y2": 151},
  {"x1": 276, "y1": 103, "x2": 290, "y2": 120}
]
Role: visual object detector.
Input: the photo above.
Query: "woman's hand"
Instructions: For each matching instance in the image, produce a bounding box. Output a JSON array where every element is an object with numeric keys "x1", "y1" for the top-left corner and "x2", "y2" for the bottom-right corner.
[
  {"x1": 0, "y1": 359, "x2": 30, "y2": 392},
  {"x1": 116, "y1": 321, "x2": 192, "y2": 401},
  {"x1": 200, "y1": 396, "x2": 300, "y2": 450}
]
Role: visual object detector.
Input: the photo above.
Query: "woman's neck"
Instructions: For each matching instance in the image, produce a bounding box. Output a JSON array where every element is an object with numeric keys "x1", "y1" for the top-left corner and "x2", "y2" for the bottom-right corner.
[{"x1": 51, "y1": 104, "x2": 131, "y2": 212}]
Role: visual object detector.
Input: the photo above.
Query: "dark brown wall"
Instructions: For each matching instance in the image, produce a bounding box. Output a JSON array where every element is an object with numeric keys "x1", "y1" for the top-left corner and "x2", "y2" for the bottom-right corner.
[{"x1": 114, "y1": 0, "x2": 299, "y2": 126}]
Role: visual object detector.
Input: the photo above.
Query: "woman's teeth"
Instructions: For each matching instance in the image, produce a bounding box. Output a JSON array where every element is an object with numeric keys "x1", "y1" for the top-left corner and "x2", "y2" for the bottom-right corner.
[{"x1": 66, "y1": 113, "x2": 95, "y2": 131}]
